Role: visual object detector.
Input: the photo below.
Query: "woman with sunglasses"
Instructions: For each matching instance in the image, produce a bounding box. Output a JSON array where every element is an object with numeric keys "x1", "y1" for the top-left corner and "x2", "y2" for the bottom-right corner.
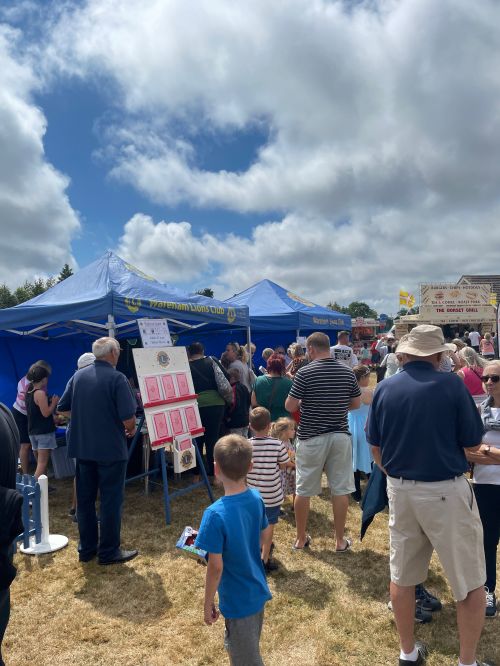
[{"x1": 466, "y1": 361, "x2": 500, "y2": 619}]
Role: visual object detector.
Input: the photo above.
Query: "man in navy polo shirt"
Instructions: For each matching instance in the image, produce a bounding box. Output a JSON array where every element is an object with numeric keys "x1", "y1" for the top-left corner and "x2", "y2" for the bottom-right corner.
[
  {"x1": 366, "y1": 325, "x2": 490, "y2": 666},
  {"x1": 58, "y1": 337, "x2": 138, "y2": 565}
]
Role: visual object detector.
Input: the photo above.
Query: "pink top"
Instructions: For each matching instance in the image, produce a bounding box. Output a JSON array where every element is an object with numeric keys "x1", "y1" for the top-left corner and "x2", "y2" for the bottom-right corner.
[
  {"x1": 13, "y1": 376, "x2": 30, "y2": 414},
  {"x1": 461, "y1": 366, "x2": 484, "y2": 396},
  {"x1": 480, "y1": 339, "x2": 494, "y2": 355}
]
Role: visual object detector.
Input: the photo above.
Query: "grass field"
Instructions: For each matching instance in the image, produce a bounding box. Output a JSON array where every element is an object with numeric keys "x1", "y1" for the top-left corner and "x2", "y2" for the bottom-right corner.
[{"x1": 6, "y1": 472, "x2": 499, "y2": 666}]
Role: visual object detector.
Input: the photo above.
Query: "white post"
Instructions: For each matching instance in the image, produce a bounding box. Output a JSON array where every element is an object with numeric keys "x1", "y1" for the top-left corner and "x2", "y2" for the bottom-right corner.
[
  {"x1": 20, "y1": 475, "x2": 68, "y2": 555},
  {"x1": 107, "y1": 313, "x2": 116, "y2": 339}
]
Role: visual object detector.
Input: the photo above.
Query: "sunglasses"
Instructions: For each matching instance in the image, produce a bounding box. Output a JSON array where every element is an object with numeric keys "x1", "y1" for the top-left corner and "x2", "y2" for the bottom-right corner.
[{"x1": 482, "y1": 375, "x2": 500, "y2": 383}]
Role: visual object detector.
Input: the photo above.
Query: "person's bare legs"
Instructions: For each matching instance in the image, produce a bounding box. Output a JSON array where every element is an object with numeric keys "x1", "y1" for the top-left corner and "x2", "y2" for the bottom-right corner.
[
  {"x1": 34, "y1": 449, "x2": 50, "y2": 479},
  {"x1": 390, "y1": 582, "x2": 416, "y2": 654},
  {"x1": 457, "y1": 585, "x2": 485, "y2": 665},
  {"x1": 331, "y1": 494, "x2": 349, "y2": 549},
  {"x1": 261, "y1": 524, "x2": 274, "y2": 563},
  {"x1": 294, "y1": 495, "x2": 310, "y2": 547},
  {"x1": 20, "y1": 443, "x2": 31, "y2": 474}
]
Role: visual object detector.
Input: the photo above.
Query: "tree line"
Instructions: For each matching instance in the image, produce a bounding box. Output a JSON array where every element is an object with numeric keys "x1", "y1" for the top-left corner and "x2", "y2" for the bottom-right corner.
[{"x1": 0, "y1": 264, "x2": 74, "y2": 309}]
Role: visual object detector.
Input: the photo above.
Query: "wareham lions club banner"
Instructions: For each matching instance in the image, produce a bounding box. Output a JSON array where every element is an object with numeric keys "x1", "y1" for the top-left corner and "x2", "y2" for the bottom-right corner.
[{"x1": 119, "y1": 296, "x2": 243, "y2": 326}]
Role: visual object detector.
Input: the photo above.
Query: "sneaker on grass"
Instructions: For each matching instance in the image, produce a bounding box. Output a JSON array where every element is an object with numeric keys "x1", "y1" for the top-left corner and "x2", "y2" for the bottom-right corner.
[
  {"x1": 398, "y1": 640, "x2": 428, "y2": 665},
  {"x1": 485, "y1": 587, "x2": 497, "y2": 618},
  {"x1": 415, "y1": 584, "x2": 442, "y2": 612},
  {"x1": 387, "y1": 600, "x2": 432, "y2": 624}
]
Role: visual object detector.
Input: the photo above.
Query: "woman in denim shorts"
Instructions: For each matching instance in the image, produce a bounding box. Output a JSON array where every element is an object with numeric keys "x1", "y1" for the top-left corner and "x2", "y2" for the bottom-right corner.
[{"x1": 25, "y1": 363, "x2": 59, "y2": 479}]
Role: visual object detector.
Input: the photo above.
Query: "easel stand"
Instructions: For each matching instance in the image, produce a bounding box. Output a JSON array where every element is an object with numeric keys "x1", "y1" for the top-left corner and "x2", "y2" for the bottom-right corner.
[{"x1": 126, "y1": 414, "x2": 214, "y2": 525}]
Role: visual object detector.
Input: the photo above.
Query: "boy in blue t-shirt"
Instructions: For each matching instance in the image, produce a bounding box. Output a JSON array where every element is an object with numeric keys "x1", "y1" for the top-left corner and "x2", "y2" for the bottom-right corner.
[{"x1": 195, "y1": 434, "x2": 271, "y2": 665}]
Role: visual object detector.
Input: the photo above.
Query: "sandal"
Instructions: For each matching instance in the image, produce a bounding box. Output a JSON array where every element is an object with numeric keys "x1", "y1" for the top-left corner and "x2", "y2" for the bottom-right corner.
[
  {"x1": 292, "y1": 535, "x2": 311, "y2": 551},
  {"x1": 336, "y1": 537, "x2": 352, "y2": 553}
]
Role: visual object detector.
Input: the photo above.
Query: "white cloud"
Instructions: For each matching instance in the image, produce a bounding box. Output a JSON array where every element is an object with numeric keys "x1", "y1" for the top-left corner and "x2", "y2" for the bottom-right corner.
[
  {"x1": 30, "y1": 0, "x2": 500, "y2": 309},
  {"x1": 0, "y1": 26, "x2": 79, "y2": 288},
  {"x1": 116, "y1": 207, "x2": 500, "y2": 312}
]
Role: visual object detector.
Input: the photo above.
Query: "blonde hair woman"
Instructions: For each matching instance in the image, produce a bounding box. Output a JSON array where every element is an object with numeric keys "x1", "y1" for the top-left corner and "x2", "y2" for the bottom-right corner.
[
  {"x1": 480, "y1": 333, "x2": 495, "y2": 360},
  {"x1": 457, "y1": 347, "x2": 488, "y2": 403}
]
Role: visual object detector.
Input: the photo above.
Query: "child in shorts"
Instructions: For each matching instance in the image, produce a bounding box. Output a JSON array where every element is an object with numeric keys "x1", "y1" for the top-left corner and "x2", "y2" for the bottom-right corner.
[
  {"x1": 25, "y1": 363, "x2": 59, "y2": 479},
  {"x1": 247, "y1": 407, "x2": 291, "y2": 572},
  {"x1": 195, "y1": 435, "x2": 271, "y2": 666}
]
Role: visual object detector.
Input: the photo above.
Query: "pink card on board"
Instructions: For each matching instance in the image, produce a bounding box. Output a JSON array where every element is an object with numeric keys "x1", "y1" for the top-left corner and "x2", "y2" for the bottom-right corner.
[
  {"x1": 161, "y1": 374, "x2": 177, "y2": 400},
  {"x1": 184, "y1": 405, "x2": 199, "y2": 431},
  {"x1": 145, "y1": 376, "x2": 161, "y2": 403},
  {"x1": 153, "y1": 412, "x2": 170, "y2": 439},
  {"x1": 176, "y1": 373, "x2": 190, "y2": 396},
  {"x1": 169, "y1": 409, "x2": 185, "y2": 436},
  {"x1": 177, "y1": 437, "x2": 192, "y2": 452}
]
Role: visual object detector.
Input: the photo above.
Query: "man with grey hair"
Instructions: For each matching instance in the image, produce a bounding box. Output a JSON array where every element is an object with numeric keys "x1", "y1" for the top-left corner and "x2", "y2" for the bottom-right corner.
[
  {"x1": 58, "y1": 337, "x2": 138, "y2": 565},
  {"x1": 366, "y1": 325, "x2": 490, "y2": 666}
]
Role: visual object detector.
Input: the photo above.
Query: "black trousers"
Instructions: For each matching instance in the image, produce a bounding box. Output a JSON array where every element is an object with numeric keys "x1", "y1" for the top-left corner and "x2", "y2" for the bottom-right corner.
[
  {"x1": 76, "y1": 459, "x2": 128, "y2": 562},
  {"x1": 473, "y1": 483, "x2": 500, "y2": 592},
  {"x1": 195, "y1": 405, "x2": 226, "y2": 476},
  {"x1": 0, "y1": 587, "x2": 9, "y2": 666}
]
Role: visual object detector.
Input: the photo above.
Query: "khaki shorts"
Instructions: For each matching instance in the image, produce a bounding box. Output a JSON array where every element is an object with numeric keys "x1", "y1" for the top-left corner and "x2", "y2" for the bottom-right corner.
[
  {"x1": 295, "y1": 432, "x2": 354, "y2": 497},
  {"x1": 387, "y1": 475, "x2": 486, "y2": 601}
]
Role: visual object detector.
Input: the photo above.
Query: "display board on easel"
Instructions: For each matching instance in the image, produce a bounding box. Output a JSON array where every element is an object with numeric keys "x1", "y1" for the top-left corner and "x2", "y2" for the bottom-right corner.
[{"x1": 133, "y1": 347, "x2": 204, "y2": 473}]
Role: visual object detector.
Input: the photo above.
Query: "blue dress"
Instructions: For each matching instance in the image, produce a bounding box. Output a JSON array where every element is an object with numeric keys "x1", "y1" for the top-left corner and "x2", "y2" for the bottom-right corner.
[{"x1": 348, "y1": 403, "x2": 373, "y2": 474}]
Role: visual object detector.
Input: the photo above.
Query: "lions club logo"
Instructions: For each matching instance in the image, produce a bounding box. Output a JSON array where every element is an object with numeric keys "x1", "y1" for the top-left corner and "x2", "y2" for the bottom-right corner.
[
  {"x1": 125, "y1": 298, "x2": 141, "y2": 314},
  {"x1": 180, "y1": 450, "x2": 194, "y2": 468},
  {"x1": 156, "y1": 351, "x2": 170, "y2": 368},
  {"x1": 227, "y1": 307, "x2": 236, "y2": 324}
]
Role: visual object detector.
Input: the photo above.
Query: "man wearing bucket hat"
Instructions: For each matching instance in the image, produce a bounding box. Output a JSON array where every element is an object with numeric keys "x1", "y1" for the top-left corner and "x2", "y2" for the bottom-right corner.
[{"x1": 366, "y1": 325, "x2": 491, "y2": 666}]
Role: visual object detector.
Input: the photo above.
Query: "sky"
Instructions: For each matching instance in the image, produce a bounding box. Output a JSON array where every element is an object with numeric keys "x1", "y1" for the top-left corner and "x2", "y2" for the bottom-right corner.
[{"x1": 1, "y1": 0, "x2": 500, "y2": 314}]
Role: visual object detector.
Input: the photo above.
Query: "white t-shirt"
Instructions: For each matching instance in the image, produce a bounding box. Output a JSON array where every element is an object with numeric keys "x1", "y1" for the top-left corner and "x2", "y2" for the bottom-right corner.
[
  {"x1": 469, "y1": 331, "x2": 481, "y2": 346},
  {"x1": 330, "y1": 344, "x2": 358, "y2": 368},
  {"x1": 473, "y1": 407, "x2": 500, "y2": 485}
]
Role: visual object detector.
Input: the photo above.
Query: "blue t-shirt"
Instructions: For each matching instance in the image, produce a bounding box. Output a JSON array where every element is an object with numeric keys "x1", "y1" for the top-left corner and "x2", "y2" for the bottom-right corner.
[
  {"x1": 195, "y1": 488, "x2": 271, "y2": 619},
  {"x1": 58, "y1": 361, "x2": 137, "y2": 462},
  {"x1": 366, "y1": 361, "x2": 484, "y2": 481}
]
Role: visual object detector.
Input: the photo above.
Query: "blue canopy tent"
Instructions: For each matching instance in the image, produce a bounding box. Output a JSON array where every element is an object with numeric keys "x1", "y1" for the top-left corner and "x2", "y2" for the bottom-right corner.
[
  {"x1": 0, "y1": 251, "x2": 249, "y2": 404},
  {"x1": 179, "y1": 279, "x2": 351, "y2": 360}
]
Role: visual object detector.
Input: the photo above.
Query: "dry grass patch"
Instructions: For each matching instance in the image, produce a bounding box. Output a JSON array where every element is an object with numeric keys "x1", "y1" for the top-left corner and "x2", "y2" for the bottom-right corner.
[{"x1": 5, "y1": 466, "x2": 499, "y2": 665}]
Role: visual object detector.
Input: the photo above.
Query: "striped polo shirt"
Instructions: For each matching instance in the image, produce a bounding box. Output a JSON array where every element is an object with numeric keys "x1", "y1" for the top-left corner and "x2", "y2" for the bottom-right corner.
[
  {"x1": 247, "y1": 437, "x2": 289, "y2": 507},
  {"x1": 289, "y1": 358, "x2": 361, "y2": 440}
]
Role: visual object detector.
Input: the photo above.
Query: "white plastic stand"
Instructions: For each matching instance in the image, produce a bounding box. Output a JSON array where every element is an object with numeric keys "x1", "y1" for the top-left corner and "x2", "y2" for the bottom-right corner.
[{"x1": 20, "y1": 475, "x2": 69, "y2": 555}]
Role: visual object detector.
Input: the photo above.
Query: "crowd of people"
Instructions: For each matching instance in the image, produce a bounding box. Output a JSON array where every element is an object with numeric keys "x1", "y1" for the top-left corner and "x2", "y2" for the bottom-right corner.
[{"x1": 1, "y1": 325, "x2": 499, "y2": 666}]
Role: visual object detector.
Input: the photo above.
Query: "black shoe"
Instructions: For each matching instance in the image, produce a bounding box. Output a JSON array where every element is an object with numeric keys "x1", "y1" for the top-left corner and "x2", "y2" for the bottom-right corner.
[
  {"x1": 415, "y1": 584, "x2": 442, "y2": 612},
  {"x1": 485, "y1": 587, "x2": 497, "y2": 618},
  {"x1": 398, "y1": 641, "x2": 429, "y2": 665},
  {"x1": 68, "y1": 508, "x2": 78, "y2": 523},
  {"x1": 387, "y1": 600, "x2": 432, "y2": 624},
  {"x1": 351, "y1": 490, "x2": 362, "y2": 503},
  {"x1": 79, "y1": 552, "x2": 96, "y2": 563},
  {"x1": 263, "y1": 558, "x2": 279, "y2": 573},
  {"x1": 99, "y1": 549, "x2": 138, "y2": 565}
]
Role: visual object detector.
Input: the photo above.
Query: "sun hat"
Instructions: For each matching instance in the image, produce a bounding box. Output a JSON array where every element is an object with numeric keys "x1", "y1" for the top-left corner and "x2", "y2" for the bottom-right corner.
[
  {"x1": 396, "y1": 325, "x2": 456, "y2": 357},
  {"x1": 77, "y1": 352, "x2": 96, "y2": 369}
]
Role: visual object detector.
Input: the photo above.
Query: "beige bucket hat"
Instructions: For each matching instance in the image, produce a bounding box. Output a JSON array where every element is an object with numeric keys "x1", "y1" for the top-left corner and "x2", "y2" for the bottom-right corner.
[{"x1": 396, "y1": 325, "x2": 456, "y2": 357}]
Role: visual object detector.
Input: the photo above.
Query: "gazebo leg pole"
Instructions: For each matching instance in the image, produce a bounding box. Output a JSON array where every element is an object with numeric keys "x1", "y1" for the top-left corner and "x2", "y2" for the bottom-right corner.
[{"x1": 107, "y1": 314, "x2": 116, "y2": 339}]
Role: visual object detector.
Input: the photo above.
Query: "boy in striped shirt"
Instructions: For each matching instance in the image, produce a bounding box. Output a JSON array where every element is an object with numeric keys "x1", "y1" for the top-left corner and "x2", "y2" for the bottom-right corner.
[{"x1": 247, "y1": 407, "x2": 291, "y2": 573}]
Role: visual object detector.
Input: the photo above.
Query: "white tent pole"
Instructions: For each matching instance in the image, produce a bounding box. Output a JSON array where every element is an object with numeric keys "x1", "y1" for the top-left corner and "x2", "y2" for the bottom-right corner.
[{"x1": 107, "y1": 314, "x2": 116, "y2": 339}]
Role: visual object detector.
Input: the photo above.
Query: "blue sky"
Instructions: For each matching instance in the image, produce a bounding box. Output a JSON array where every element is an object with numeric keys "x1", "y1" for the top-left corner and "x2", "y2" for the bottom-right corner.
[{"x1": 1, "y1": 0, "x2": 500, "y2": 312}]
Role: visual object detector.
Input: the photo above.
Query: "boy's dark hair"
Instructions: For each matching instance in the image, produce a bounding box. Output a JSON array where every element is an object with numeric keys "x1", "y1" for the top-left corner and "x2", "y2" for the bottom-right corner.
[
  {"x1": 249, "y1": 406, "x2": 271, "y2": 432},
  {"x1": 214, "y1": 435, "x2": 252, "y2": 481}
]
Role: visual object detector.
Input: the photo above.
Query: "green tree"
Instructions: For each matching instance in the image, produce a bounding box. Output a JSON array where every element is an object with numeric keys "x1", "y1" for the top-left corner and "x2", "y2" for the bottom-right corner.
[
  {"x1": 0, "y1": 284, "x2": 16, "y2": 309},
  {"x1": 58, "y1": 263, "x2": 74, "y2": 282},
  {"x1": 196, "y1": 288, "x2": 214, "y2": 298},
  {"x1": 14, "y1": 280, "x2": 35, "y2": 304},
  {"x1": 346, "y1": 301, "x2": 378, "y2": 319},
  {"x1": 327, "y1": 301, "x2": 349, "y2": 314}
]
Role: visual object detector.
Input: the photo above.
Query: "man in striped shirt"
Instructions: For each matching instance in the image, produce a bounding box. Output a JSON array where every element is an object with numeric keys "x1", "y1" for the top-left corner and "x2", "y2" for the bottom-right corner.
[
  {"x1": 247, "y1": 407, "x2": 291, "y2": 573},
  {"x1": 285, "y1": 332, "x2": 361, "y2": 552}
]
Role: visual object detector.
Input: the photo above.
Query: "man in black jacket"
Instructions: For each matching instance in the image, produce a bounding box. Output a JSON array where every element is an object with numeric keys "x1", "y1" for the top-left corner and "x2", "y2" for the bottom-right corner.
[{"x1": 0, "y1": 403, "x2": 23, "y2": 666}]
